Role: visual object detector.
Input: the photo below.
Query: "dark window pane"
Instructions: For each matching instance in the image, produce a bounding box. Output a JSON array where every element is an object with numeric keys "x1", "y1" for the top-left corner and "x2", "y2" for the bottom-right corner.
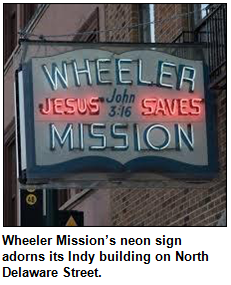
[{"x1": 4, "y1": 4, "x2": 17, "y2": 63}]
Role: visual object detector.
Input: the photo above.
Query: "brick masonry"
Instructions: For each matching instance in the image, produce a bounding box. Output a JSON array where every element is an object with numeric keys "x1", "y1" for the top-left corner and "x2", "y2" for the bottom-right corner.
[
  {"x1": 155, "y1": 4, "x2": 189, "y2": 42},
  {"x1": 104, "y1": 3, "x2": 139, "y2": 42},
  {"x1": 104, "y1": 4, "x2": 226, "y2": 226}
]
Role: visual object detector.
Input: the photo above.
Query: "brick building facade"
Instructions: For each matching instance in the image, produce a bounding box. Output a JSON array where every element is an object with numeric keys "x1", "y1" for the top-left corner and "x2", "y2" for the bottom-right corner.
[{"x1": 4, "y1": 4, "x2": 226, "y2": 226}]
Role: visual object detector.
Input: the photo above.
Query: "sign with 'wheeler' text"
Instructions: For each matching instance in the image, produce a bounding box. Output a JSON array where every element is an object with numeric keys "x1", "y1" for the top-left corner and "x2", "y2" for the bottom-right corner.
[{"x1": 16, "y1": 42, "x2": 218, "y2": 185}]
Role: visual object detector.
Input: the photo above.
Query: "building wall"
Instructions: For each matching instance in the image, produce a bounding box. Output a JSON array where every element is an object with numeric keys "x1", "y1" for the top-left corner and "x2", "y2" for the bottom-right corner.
[
  {"x1": 155, "y1": 4, "x2": 190, "y2": 42},
  {"x1": 28, "y1": 4, "x2": 105, "y2": 41},
  {"x1": 104, "y1": 4, "x2": 140, "y2": 42}
]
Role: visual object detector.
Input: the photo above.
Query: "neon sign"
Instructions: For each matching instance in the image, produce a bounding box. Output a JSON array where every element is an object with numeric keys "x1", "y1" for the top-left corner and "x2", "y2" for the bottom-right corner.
[{"x1": 16, "y1": 43, "x2": 218, "y2": 185}]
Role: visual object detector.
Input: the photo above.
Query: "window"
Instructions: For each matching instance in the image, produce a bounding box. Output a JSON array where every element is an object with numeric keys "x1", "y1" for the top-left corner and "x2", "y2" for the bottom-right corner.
[
  {"x1": 194, "y1": 4, "x2": 210, "y2": 26},
  {"x1": 4, "y1": 4, "x2": 17, "y2": 63},
  {"x1": 4, "y1": 4, "x2": 37, "y2": 64},
  {"x1": 20, "y1": 4, "x2": 37, "y2": 30}
]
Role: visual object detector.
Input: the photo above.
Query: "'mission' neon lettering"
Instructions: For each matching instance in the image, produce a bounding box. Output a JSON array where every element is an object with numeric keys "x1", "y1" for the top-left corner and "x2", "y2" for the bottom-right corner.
[{"x1": 49, "y1": 123, "x2": 194, "y2": 152}]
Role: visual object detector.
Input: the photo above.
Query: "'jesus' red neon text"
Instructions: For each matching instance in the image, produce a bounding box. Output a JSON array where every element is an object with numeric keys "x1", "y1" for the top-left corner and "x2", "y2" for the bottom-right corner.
[{"x1": 39, "y1": 97, "x2": 100, "y2": 115}]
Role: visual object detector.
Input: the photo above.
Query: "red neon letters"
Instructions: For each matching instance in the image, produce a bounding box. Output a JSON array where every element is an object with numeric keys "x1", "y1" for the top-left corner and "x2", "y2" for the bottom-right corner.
[
  {"x1": 39, "y1": 97, "x2": 100, "y2": 115},
  {"x1": 142, "y1": 98, "x2": 203, "y2": 116}
]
